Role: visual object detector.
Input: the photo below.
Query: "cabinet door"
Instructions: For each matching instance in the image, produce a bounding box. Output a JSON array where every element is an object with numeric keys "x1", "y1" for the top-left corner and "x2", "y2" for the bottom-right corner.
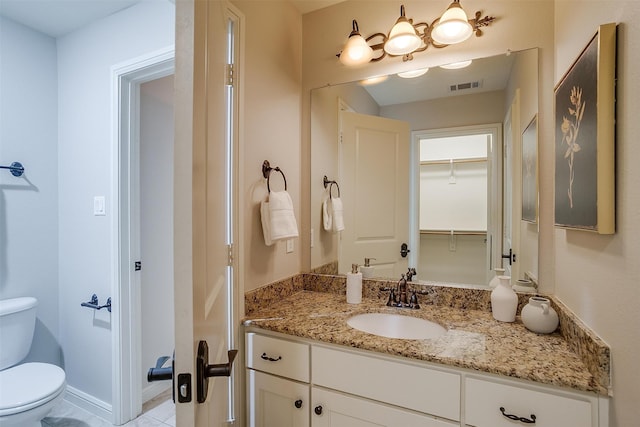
[
  {"x1": 248, "y1": 370, "x2": 309, "y2": 427},
  {"x1": 311, "y1": 387, "x2": 458, "y2": 427},
  {"x1": 465, "y1": 377, "x2": 594, "y2": 427}
]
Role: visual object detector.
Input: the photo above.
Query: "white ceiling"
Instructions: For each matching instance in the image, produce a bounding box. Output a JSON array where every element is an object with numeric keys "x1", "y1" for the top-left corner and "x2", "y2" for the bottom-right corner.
[
  {"x1": 0, "y1": 0, "x2": 340, "y2": 38},
  {"x1": 362, "y1": 54, "x2": 516, "y2": 106}
]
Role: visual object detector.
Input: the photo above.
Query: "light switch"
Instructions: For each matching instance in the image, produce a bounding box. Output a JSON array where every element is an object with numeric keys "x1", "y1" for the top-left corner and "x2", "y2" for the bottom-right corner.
[
  {"x1": 94, "y1": 196, "x2": 106, "y2": 216},
  {"x1": 286, "y1": 239, "x2": 294, "y2": 253}
]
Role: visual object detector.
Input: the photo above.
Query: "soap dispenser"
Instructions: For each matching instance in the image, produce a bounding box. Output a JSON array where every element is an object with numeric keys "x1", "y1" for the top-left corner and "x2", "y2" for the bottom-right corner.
[
  {"x1": 361, "y1": 258, "x2": 376, "y2": 279},
  {"x1": 346, "y1": 264, "x2": 362, "y2": 304}
]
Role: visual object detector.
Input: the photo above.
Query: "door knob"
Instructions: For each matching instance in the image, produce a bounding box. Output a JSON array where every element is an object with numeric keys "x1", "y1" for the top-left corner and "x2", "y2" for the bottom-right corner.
[
  {"x1": 400, "y1": 243, "x2": 410, "y2": 258},
  {"x1": 196, "y1": 340, "x2": 238, "y2": 403}
]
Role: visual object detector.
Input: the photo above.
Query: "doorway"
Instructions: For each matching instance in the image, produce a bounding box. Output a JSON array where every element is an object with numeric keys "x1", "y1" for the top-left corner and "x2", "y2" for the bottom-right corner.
[
  {"x1": 411, "y1": 124, "x2": 501, "y2": 286},
  {"x1": 112, "y1": 48, "x2": 175, "y2": 425}
]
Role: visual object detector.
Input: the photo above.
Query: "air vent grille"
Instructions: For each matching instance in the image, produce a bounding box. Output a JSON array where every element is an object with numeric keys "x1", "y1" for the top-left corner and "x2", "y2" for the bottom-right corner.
[{"x1": 449, "y1": 80, "x2": 482, "y2": 92}]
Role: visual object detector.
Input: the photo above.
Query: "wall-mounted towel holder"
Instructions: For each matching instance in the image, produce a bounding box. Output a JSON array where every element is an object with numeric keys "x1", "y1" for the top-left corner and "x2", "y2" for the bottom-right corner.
[
  {"x1": 262, "y1": 160, "x2": 287, "y2": 192},
  {"x1": 323, "y1": 175, "x2": 340, "y2": 198},
  {"x1": 0, "y1": 162, "x2": 24, "y2": 177},
  {"x1": 81, "y1": 294, "x2": 112, "y2": 313}
]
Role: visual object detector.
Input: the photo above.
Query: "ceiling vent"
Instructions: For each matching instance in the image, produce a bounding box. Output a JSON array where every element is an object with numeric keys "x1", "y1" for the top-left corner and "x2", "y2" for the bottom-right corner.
[{"x1": 449, "y1": 80, "x2": 482, "y2": 92}]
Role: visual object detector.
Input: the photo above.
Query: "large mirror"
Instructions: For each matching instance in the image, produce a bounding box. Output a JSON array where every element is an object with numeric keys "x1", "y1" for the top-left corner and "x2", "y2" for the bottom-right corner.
[{"x1": 310, "y1": 48, "x2": 539, "y2": 287}]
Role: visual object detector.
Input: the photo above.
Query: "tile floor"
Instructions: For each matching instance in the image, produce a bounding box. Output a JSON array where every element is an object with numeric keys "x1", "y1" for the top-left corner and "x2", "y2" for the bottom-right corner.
[{"x1": 41, "y1": 391, "x2": 175, "y2": 427}]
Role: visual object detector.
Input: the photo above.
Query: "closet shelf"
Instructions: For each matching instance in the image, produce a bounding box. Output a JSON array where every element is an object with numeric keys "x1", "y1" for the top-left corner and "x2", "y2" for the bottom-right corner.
[
  {"x1": 420, "y1": 229, "x2": 487, "y2": 236},
  {"x1": 420, "y1": 157, "x2": 487, "y2": 166}
]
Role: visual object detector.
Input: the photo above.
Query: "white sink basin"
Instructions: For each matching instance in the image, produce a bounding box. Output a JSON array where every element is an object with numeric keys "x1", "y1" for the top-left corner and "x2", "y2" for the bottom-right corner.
[{"x1": 347, "y1": 313, "x2": 446, "y2": 340}]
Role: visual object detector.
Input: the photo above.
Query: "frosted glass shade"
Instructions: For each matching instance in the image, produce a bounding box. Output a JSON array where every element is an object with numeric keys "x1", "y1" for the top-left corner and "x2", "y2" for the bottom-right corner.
[
  {"x1": 431, "y1": 2, "x2": 473, "y2": 45},
  {"x1": 384, "y1": 20, "x2": 421, "y2": 55},
  {"x1": 397, "y1": 67, "x2": 429, "y2": 78},
  {"x1": 340, "y1": 34, "x2": 374, "y2": 66}
]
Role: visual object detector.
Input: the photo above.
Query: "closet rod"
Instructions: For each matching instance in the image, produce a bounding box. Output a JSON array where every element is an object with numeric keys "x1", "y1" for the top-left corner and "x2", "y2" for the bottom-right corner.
[
  {"x1": 420, "y1": 229, "x2": 487, "y2": 236},
  {"x1": 420, "y1": 157, "x2": 487, "y2": 166}
]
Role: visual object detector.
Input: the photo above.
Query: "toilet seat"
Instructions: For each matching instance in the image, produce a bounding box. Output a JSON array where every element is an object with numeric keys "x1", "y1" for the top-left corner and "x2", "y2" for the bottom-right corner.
[{"x1": 0, "y1": 363, "x2": 66, "y2": 417}]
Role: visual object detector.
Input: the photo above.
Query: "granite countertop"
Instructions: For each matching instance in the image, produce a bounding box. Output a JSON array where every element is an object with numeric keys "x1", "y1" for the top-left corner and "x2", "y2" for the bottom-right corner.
[{"x1": 243, "y1": 290, "x2": 605, "y2": 395}]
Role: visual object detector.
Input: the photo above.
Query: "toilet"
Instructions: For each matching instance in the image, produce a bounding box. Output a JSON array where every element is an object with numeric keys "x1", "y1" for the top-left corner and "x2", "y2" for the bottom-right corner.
[{"x1": 0, "y1": 297, "x2": 66, "y2": 427}]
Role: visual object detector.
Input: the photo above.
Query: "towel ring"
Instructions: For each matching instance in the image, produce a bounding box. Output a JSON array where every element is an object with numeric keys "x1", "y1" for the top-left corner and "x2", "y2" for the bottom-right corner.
[
  {"x1": 323, "y1": 175, "x2": 340, "y2": 199},
  {"x1": 262, "y1": 160, "x2": 287, "y2": 193}
]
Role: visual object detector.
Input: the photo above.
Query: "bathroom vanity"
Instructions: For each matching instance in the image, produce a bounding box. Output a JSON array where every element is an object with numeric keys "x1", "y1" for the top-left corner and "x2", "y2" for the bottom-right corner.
[{"x1": 243, "y1": 277, "x2": 610, "y2": 427}]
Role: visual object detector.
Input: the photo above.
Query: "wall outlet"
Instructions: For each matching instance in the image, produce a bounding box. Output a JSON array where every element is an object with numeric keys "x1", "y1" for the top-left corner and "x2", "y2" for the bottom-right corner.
[
  {"x1": 286, "y1": 239, "x2": 294, "y2": 253},
  {"x1": 310, "y1": 228, "x2": 315, "y2": 248}
]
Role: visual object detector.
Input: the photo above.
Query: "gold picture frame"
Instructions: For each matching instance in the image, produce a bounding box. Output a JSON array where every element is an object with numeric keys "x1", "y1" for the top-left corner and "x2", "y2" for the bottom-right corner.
[{"x1": 554, "y1": 23, "x2": 616, "y2": 234}]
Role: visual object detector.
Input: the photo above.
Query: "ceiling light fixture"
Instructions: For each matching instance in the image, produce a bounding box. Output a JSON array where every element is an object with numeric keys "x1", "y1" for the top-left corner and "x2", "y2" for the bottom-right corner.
[
  {"x1": 338, "y1": 2, "x2": 495, "y2": 67},
  {"x1": 397, "y1": 67, "x2": 429, "y2": 78},
  {"x1": 440, "y1": 59, "x2": 473, "y2": 69}
]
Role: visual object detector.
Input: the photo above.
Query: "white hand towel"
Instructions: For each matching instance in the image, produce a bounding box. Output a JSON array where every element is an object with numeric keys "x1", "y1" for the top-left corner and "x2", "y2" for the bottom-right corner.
[
  {"x1": 260, "y1": 200, "x2": 274, "y2": 246},
  {"x1": 331, "y1": 197, "x2": 345, "y2": 232},
  {"x1": 322, "y1": 197, "x2": 332, "y2": 231},
  {"x1": 268, "y1": 190, "x2": 299, "y2": 241}
]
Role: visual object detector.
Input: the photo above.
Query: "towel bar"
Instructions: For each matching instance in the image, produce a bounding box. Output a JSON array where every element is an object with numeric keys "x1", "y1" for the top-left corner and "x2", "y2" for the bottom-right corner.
[
  {"x1": 323, "y1": 175, "x2": 341, "y2": 198},
  {"x1": 0, "y1": 162, "x2": 24, "y2": 177},
  {"x1": 262, "y1": 160, "x2": 287, "y2": 192}
]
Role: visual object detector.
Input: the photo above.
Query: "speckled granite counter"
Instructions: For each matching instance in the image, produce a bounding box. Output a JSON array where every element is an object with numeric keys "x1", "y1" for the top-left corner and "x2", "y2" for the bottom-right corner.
[{"x1": 243, "y1": 274, "x2": 611, "y2": 396}]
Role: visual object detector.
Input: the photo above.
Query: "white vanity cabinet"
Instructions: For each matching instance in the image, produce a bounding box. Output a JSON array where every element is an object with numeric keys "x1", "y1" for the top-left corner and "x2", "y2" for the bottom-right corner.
[
  {"x1": 311, "y1": 387, "x2": 457, "y2": 427},
  {"x1": 246, "y1": 333, "x2": 311, "y2": 427},
  {"x1": 246, "y1": 330, "x2": 607, "y2": 427},
  {"x1": 464, "y1": 376, "x2": 601, "y2": 427}
]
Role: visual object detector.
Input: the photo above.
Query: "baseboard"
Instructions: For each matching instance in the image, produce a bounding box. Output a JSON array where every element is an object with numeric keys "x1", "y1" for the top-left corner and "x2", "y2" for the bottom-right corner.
[
  {"x1": 142, "y1": 381, "x2": 171, "y2": 404},
  {"x1": 64, "y1": 385, "x2": 112, "y2": 422}
]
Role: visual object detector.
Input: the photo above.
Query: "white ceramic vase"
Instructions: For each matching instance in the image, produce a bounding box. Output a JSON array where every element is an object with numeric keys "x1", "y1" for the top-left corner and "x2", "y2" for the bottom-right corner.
[
  {"x1": 490, "y1": 276, "x2": 517, "y2": 322},
  {"x1": 521, "y1": 296, "x2": 559, "y2": 334},
  {"x1": 488, "y1": 268, "x2": 506, "y2": 288}
]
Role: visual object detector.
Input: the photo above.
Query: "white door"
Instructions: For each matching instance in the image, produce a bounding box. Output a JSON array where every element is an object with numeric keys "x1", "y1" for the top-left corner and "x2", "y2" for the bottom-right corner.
[
  {"x1": 173, "y1": 1, "x2": 239, "y2": 425},
  {"x1": 340, "y1": 112, "x2": 410, "y2": 279},
  {"x1": 311, "y1": 388, "x2": 456, "y2": 427},
  {"x1": 503, "y1": 91, "x2": 521, "y2": 279},
  {"x1": 248, "y1": 370, "x2": 310, "y2": 427}
]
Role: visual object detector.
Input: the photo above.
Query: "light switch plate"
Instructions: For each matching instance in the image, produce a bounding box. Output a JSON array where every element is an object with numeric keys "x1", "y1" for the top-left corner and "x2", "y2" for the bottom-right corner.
[
  {"x1": 93, "y1": 196, "x2": 106, "y2": 216},
  {"x1": 286, "y1": 239, "x2": 294, "y2": 253}
]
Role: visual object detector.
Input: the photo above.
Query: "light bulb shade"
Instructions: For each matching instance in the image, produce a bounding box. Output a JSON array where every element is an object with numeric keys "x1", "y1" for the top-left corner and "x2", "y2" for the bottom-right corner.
[
  {"x1": 397, "y1": 67, "x2": 429, "y2": 78},
  {"x1": 431, "y1": 1, "x2": 473, "y2": 45},
  {"x1": 384, "y1": 19, "x2": 421, "y2": 55},
  {"x1": 340, "y1": 33, "x2": 374, "y2": 66}
]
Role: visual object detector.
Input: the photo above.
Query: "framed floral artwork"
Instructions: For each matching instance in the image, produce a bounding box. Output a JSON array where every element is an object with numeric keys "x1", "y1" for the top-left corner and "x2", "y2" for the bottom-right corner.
[
  {"x1": 522, "y1": 115, "x2": 538, "y2": 223},
  {"x1": 554, "y1": 23, "x2": 616, "y2": 234}
]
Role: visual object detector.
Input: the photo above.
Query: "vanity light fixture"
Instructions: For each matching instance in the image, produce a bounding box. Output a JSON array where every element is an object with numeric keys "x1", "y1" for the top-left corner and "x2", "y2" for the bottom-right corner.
[{"x1": 338, "y1": 2, "x2": 495, "y2": 66}]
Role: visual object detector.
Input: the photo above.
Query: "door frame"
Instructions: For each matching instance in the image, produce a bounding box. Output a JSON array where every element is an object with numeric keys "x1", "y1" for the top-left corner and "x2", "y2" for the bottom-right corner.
[
  {"x1": 111, "y1": 47, "x2": 175, "y2": 425},
  {"x1": 411, "y1": 123, "x2": 502, "y2": 284}
]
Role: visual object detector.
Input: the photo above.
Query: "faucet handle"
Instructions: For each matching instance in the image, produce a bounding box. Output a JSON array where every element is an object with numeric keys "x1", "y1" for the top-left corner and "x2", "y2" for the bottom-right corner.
[
  {"x1": 386, "y1": 289, "x2": 397, "y2": 306},
  {"x1": 406, "y1": 268, "x2": 417, "y2": 282},
  {"x1": 409, "y1": 291, "x2": 420, "y2": 309}
]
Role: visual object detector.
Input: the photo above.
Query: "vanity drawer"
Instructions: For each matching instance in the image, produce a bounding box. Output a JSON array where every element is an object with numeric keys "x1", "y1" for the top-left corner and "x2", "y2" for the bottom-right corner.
[
  {"x1": 246, "y1": 333, "x2": 310, "y2": 382},
  {"x1": 312, "y1": 345, "x2": 460, "y2": 421},
  {"x1": 465, "y1": 377, "x2": 595, "y2": 427}
]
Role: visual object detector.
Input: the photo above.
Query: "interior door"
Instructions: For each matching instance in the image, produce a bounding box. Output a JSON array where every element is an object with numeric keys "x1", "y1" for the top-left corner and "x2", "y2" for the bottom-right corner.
[
  {"x1": 173, "y1": 0, "x2": 238, "y2": 425},
  {"x1": 340, "y1": 112, "x2": 410, "y2": 279}
]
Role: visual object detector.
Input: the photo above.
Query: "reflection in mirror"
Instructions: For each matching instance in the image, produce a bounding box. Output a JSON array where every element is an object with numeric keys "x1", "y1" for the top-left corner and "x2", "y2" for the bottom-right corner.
[{"x1": 310, "y1": 49, "x2": 539, "y2": 287}]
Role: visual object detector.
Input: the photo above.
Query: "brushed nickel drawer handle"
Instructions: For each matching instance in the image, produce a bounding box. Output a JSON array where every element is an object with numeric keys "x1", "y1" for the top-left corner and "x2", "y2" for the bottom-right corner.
[
  {"x1": 500, "y1": 407, "x2": 536, "y2": 424},
  {"x1": 260, "y1": 352, "x2": 282, "y2": 362}
]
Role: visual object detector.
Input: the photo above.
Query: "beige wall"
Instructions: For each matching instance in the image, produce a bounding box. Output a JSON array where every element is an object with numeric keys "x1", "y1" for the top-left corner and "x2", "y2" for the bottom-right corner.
[
  {"x1": 553, "y1": 2, "x2": 640, "y2": 425},
  {"x1": 234, "y1": 1, "x2": 303, "y2": 293}
]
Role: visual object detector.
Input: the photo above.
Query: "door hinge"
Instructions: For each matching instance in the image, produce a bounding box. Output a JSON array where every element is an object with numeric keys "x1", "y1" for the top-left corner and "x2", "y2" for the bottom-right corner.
[
  {"x1": 226, "y1": 63, "x2": 234, "y2": 86},
  {"x1": 227, "y1": 244, "x2": 234, "y2": 266}
]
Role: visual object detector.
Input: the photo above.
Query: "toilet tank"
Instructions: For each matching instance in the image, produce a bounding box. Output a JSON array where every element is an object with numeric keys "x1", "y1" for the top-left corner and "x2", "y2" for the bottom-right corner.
[{"x1": 0, "y1": 297, "x2": 38, "y2": 370}]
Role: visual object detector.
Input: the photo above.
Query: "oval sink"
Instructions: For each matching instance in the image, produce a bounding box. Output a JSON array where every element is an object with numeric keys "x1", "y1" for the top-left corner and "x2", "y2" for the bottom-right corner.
[{"x1": 347, "y1": 313, "x2": 446, "y2": 340}]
